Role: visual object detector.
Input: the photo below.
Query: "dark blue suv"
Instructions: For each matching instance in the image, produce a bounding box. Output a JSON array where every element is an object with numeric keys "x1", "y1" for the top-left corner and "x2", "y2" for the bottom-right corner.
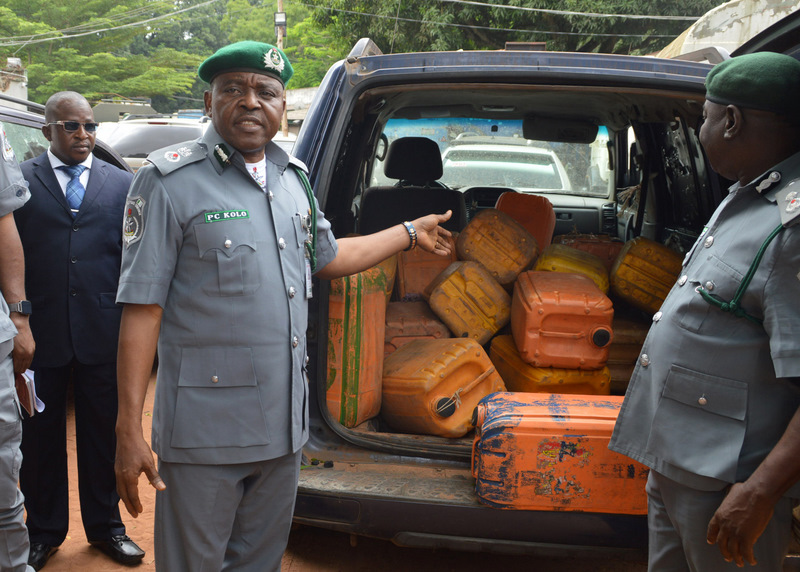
[{"x1": 292, "y1": 12, "x2": 799, "y2": 557}]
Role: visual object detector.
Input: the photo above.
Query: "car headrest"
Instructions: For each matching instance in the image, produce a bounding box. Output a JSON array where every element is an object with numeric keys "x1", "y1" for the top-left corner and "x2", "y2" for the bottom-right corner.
[{"x1": 383, "y1": 137, "x2": 443, "y2": 183}]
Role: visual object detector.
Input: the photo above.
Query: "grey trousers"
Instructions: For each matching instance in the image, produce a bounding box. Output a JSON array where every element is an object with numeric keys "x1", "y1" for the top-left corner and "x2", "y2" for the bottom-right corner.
[
  {"x1": 154, "y1": 449, "x2": 302, "y2": 571},
  {"x1": 647, "y1": 470, "x2": 794, "y2": 572},
  {"x1": 0, "y1": 346, "x2": 33, "y2": 572}
]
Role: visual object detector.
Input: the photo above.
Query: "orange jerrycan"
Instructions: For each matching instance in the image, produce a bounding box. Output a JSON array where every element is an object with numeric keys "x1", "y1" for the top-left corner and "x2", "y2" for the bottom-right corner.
[
  {"x1": 381, "y1": 338, "x2": 506, "y2": 438},
  {"x1": 610, "y1": 237, "x2": 682, "y2": 314},
  {"x1": 533, "y1": 243, "x2": 610, "y2": 294},
  {"x1": 472, "y1": 392, "x2": 648, "y2": 514},
  {"x1": 607, "y1": 315, "x2": 650, "y2": 393},
  {"x1": 552, "y1": 233, "x2": 625, "y2": 272},
  {"x1": 427, "y1": 261, "x2": 511, "y2": 346},
  {"x1": 489, "y1": 335, "x2": 610, "y2": 395},
  {"x1": 326, "y1": 263, "x2": 388, "y2": 427},
  {"x1": 511, "y1": 271, "x2": 614, "y2": 369},
  {"x1": 456, "y1": 208, "x2": 538, "y2": 288},
  {"x1": 384, "y1": 301, "x2": 450, "y2": 356},
  {"x1": 395, "y1": 234, "x2": 457, "y2": 300},
  {"x1": 494, "y1": 191, "x2": 556, "y2": 251}
]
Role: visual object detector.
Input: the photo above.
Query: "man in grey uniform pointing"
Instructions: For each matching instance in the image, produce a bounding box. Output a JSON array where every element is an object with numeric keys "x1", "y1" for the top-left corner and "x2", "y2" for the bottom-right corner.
[{"x1": 114, "y1": 41, "x2": 452, "y2": 570}]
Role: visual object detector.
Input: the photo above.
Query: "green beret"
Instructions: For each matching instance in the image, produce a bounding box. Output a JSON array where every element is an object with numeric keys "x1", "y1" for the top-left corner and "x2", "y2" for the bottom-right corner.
[
  {"x1": 198, "y1": 41, "x2": 293, "y2": 85},
  {"x1": 705, "y1": 52, "x2": 800, "y2": 116}
]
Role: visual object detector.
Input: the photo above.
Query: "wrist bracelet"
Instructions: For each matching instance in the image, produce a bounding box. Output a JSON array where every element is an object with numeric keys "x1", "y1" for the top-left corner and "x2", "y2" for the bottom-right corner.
[{"x1": 403, "y1": 221, "x2": 417, "y2": 251}]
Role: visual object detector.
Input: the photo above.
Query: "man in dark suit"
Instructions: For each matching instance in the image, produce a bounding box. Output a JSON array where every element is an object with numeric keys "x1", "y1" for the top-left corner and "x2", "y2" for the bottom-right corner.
[{"x1": 14, "y1": 91, "x2": 144, "y2": 570}]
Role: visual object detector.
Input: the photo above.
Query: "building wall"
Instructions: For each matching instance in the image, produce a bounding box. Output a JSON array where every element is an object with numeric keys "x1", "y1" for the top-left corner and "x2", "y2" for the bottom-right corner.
[{"x1": 658, "y1": 0, "x2": 799, "y2": 58}]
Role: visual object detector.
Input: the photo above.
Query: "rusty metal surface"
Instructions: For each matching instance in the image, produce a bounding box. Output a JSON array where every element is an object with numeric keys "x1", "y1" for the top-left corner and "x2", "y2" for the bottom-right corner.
[{"x1": 299, "y1": 459, "x2": 480, "y2": 505}]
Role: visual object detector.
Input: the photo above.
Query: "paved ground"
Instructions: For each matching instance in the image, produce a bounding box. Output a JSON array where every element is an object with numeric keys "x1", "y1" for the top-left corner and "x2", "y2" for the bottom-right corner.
[
  {"x1": 36, "y1": 376, "x2": 800, "y2": 572},
  {"x1": 37, "y1": 375, "x2": 650, "y2": 571}
]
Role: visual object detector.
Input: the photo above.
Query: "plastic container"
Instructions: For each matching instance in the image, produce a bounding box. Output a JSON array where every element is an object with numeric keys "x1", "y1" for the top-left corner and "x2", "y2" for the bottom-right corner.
[
  {"x1": 489, "y1": 335, "x2": 610, "y2": 395},
  {"x1": 384, "y1": 301, "x2": 451, "y2": 356},
  {"x1": 533, "y1": 243, "x2": 610, "y2": 294},
  {"x1": 456, "y1": 208, "x2": 538, "y2": 288},
  {"x1": 610, "y1": 237, "x2": 682, "y2": 314},
  {"x1": 427, "y1": 261, "x2": 511, "y2": 346},
  {"x1": 511, "y1": 271, "x2": 614, "y2": 369},
  {"x1": 326, "y1": 264, "x2": 389, "y2": 427},
  {"x1": 381, "y1": 338, "x2": 506, "y2": 438},
  {"x1": 472, "y1": 392, "x2": 648, "y2": 513}
]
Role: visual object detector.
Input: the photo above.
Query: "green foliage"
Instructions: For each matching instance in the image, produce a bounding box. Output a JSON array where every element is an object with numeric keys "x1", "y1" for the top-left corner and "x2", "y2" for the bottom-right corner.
[
  {"x1": 1, "y1": 0, "x2": 729, "y2": 113},
  {"x1": 306, "y1": 0, "x2": 729, "y2": 55}
]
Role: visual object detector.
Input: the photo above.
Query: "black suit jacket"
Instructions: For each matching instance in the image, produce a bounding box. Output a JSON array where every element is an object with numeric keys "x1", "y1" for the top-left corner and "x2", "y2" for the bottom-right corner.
[{"x1": 16, "y1": 152, "x2": 133, "y2": 368}]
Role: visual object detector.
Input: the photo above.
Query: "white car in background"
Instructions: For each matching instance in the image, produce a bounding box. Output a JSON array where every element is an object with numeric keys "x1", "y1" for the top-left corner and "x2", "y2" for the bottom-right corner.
[
  {"x1": 98, "y1": 117, "x2": 297, "y2": 171},
  {"x1": 440, "y1": 136, "x2": 572, "y2": 193},
  {"x1": 97, "y1": 116, "x2": 211, "y2": 171}
]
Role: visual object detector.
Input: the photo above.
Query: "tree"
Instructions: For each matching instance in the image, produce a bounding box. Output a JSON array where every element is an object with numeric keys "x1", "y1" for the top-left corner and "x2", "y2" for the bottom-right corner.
[
  {"x1": 220, "y1": 0, "x2": 343, "y2": 89},
  {"x1": 305, "y1": 0, "x2": 729, "y2": 55},
  {"x1": 1, "y1": 0, "x2": 206, "y2": 109}
]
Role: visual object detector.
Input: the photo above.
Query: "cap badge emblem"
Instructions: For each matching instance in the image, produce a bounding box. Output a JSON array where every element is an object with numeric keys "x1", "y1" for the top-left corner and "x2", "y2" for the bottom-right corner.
[{"x1": 264, "y1": 48, "x2": 285, "y2": 73}]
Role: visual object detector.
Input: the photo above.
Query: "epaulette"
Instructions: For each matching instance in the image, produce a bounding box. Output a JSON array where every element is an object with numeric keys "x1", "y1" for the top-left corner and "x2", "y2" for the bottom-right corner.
[
  {"x1": 146, "y1": 141, "x2": 206, "y2": 176},
  {"x1": 288, "y1": 155, "x2": 309, "y2": 174},
  {"x1": 776, "y1": 179, "x2": 800, "y2": 227}
]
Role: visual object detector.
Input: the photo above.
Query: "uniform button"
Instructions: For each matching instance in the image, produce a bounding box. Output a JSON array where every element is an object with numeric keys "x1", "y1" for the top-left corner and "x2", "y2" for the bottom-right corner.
[
  {"x1": 704, "y1": 235, "x2": 714, "y2": 248},
  {"x1": 292, "y1": 336, "x2": 299, "y2": 348},
  {"x1": 678, "y1": 275, "x2": 688, "y2": 286},
  {"x1": 698, "y1": 396, "x2": 708, "y2": 406},
  {"x1": 304, "y1": 355, "x2": 310, "y2": 365},
  {"x1": 70, "y1": 289, "x2": 77, "y2": 297},
  {"x1": 288, "y1": 286, "x2": 296, "y2": 298},
  {"x1": 704, "y1": 280, "x2": 715, "y2": 291},
  {"x1": 268, "y1": 191, "x2": 274, "y2": 201},
  {"x1": 211, "y1": 375, "x2": 219, "y2": 383},
  {"x1": 653, "y1": 311, "x2": 662, "y2": 322},
  {"x1": 72, "y1": 224, "x2": 79, "y2": 231},
  {"x1": 224, "y1": 239, "x2": 232, "y2": 249},
  {"x1": 16, "y1": 188, "x2": 24, "y2": 197},
  {"x1": 639, "y1": 354, "x2": 650, "y2": 367},
  {"x1": 70, "y1": 256, "x2": 77, "y2": 263},
  {"x1": 279, "y1": 238, "x2": 286, "y2": 250}
]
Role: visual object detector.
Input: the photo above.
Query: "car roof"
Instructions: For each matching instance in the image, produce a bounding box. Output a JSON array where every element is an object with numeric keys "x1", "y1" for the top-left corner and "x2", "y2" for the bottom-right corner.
[{"x1": 733, "y1": 8, "x2": 800, "y2": 58}]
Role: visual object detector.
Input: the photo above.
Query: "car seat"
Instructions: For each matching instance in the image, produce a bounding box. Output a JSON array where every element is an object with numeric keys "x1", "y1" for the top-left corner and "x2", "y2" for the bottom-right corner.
[{"x1": 359, "y1": 137, "x2": 467, "y2": 235}]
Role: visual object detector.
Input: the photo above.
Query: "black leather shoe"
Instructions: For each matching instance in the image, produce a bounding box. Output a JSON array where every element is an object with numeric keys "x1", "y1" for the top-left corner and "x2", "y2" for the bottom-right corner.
[
  {"x1": 28, "y1": 543, "x2": 57, "y2": 571},
  {"x1": 89, "y1": 535, "x2": 145, "y2": 565}
]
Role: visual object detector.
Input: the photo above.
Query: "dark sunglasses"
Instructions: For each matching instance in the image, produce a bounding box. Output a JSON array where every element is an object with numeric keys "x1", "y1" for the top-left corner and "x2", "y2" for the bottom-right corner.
[{"x1": 46, "y1": 121, "x2": 99, "y2": 133}]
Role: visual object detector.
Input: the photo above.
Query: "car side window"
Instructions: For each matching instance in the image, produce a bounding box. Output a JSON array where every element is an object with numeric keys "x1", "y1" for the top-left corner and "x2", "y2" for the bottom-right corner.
[{"x1": 2, "y1": 120, "x2": 49, "y2": 162}]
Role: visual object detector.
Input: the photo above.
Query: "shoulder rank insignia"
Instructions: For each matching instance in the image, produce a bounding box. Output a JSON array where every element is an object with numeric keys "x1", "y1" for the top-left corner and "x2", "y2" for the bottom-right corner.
[
  {"x1": 777, "y1": 180, "x2": 800, "y2": 227},
  {"x1": 147, "y1": 141, "x2": 205, "y2": 175}
]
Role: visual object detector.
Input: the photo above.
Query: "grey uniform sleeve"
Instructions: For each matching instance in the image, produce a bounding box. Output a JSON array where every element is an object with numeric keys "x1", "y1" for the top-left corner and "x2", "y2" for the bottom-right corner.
[
  {"x1": 313, "y1": 196, "x2": 338, "y2": 272},
  {"x1": 0, "y1": 124, "x2": 29, "y2": 217},
  {"x1": 117, "y1": 166, "x2": 183, "y2": 307},
  {"x1": 763, "y1": 227, "x2": 800, "y2": 378}
]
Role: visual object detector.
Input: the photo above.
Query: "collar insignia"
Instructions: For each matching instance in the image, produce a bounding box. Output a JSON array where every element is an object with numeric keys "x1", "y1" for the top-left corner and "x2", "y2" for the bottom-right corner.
[
  {"x1": 214, "y1": 144, "x2": 231, "y2": 168},
  {"x1": 755, "y1": 171, "x2": 781, "y2": 193}
]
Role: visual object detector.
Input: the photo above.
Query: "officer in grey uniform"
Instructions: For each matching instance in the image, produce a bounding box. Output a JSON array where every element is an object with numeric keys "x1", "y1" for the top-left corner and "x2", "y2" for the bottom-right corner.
[
  {"x1": 0, "y1": 122, "x2": 35, "y2": 571},
  {"x1": 114, "y1": 41, "x2": 453, "y2": 571},
  {"x1": 610, "y1": 52, "x2": 800, "y2": 570}
]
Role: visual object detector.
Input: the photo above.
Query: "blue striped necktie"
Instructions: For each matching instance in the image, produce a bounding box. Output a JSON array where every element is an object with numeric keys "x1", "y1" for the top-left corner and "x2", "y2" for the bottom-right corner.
[{"x1": 59, "y1": 164, "x2": 86, "y2": 217}]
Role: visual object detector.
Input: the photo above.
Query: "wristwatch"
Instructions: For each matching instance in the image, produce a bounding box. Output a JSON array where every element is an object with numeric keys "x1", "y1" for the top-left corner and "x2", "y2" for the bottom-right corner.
[{"x1": 8, "y1": 300, "x2": 32, "y2": 315}]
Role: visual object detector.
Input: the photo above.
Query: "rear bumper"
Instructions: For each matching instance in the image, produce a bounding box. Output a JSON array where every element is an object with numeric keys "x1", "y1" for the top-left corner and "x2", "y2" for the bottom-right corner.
[{"x1": 294, "y1": 460, "x2": 647, "y2": 556}]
